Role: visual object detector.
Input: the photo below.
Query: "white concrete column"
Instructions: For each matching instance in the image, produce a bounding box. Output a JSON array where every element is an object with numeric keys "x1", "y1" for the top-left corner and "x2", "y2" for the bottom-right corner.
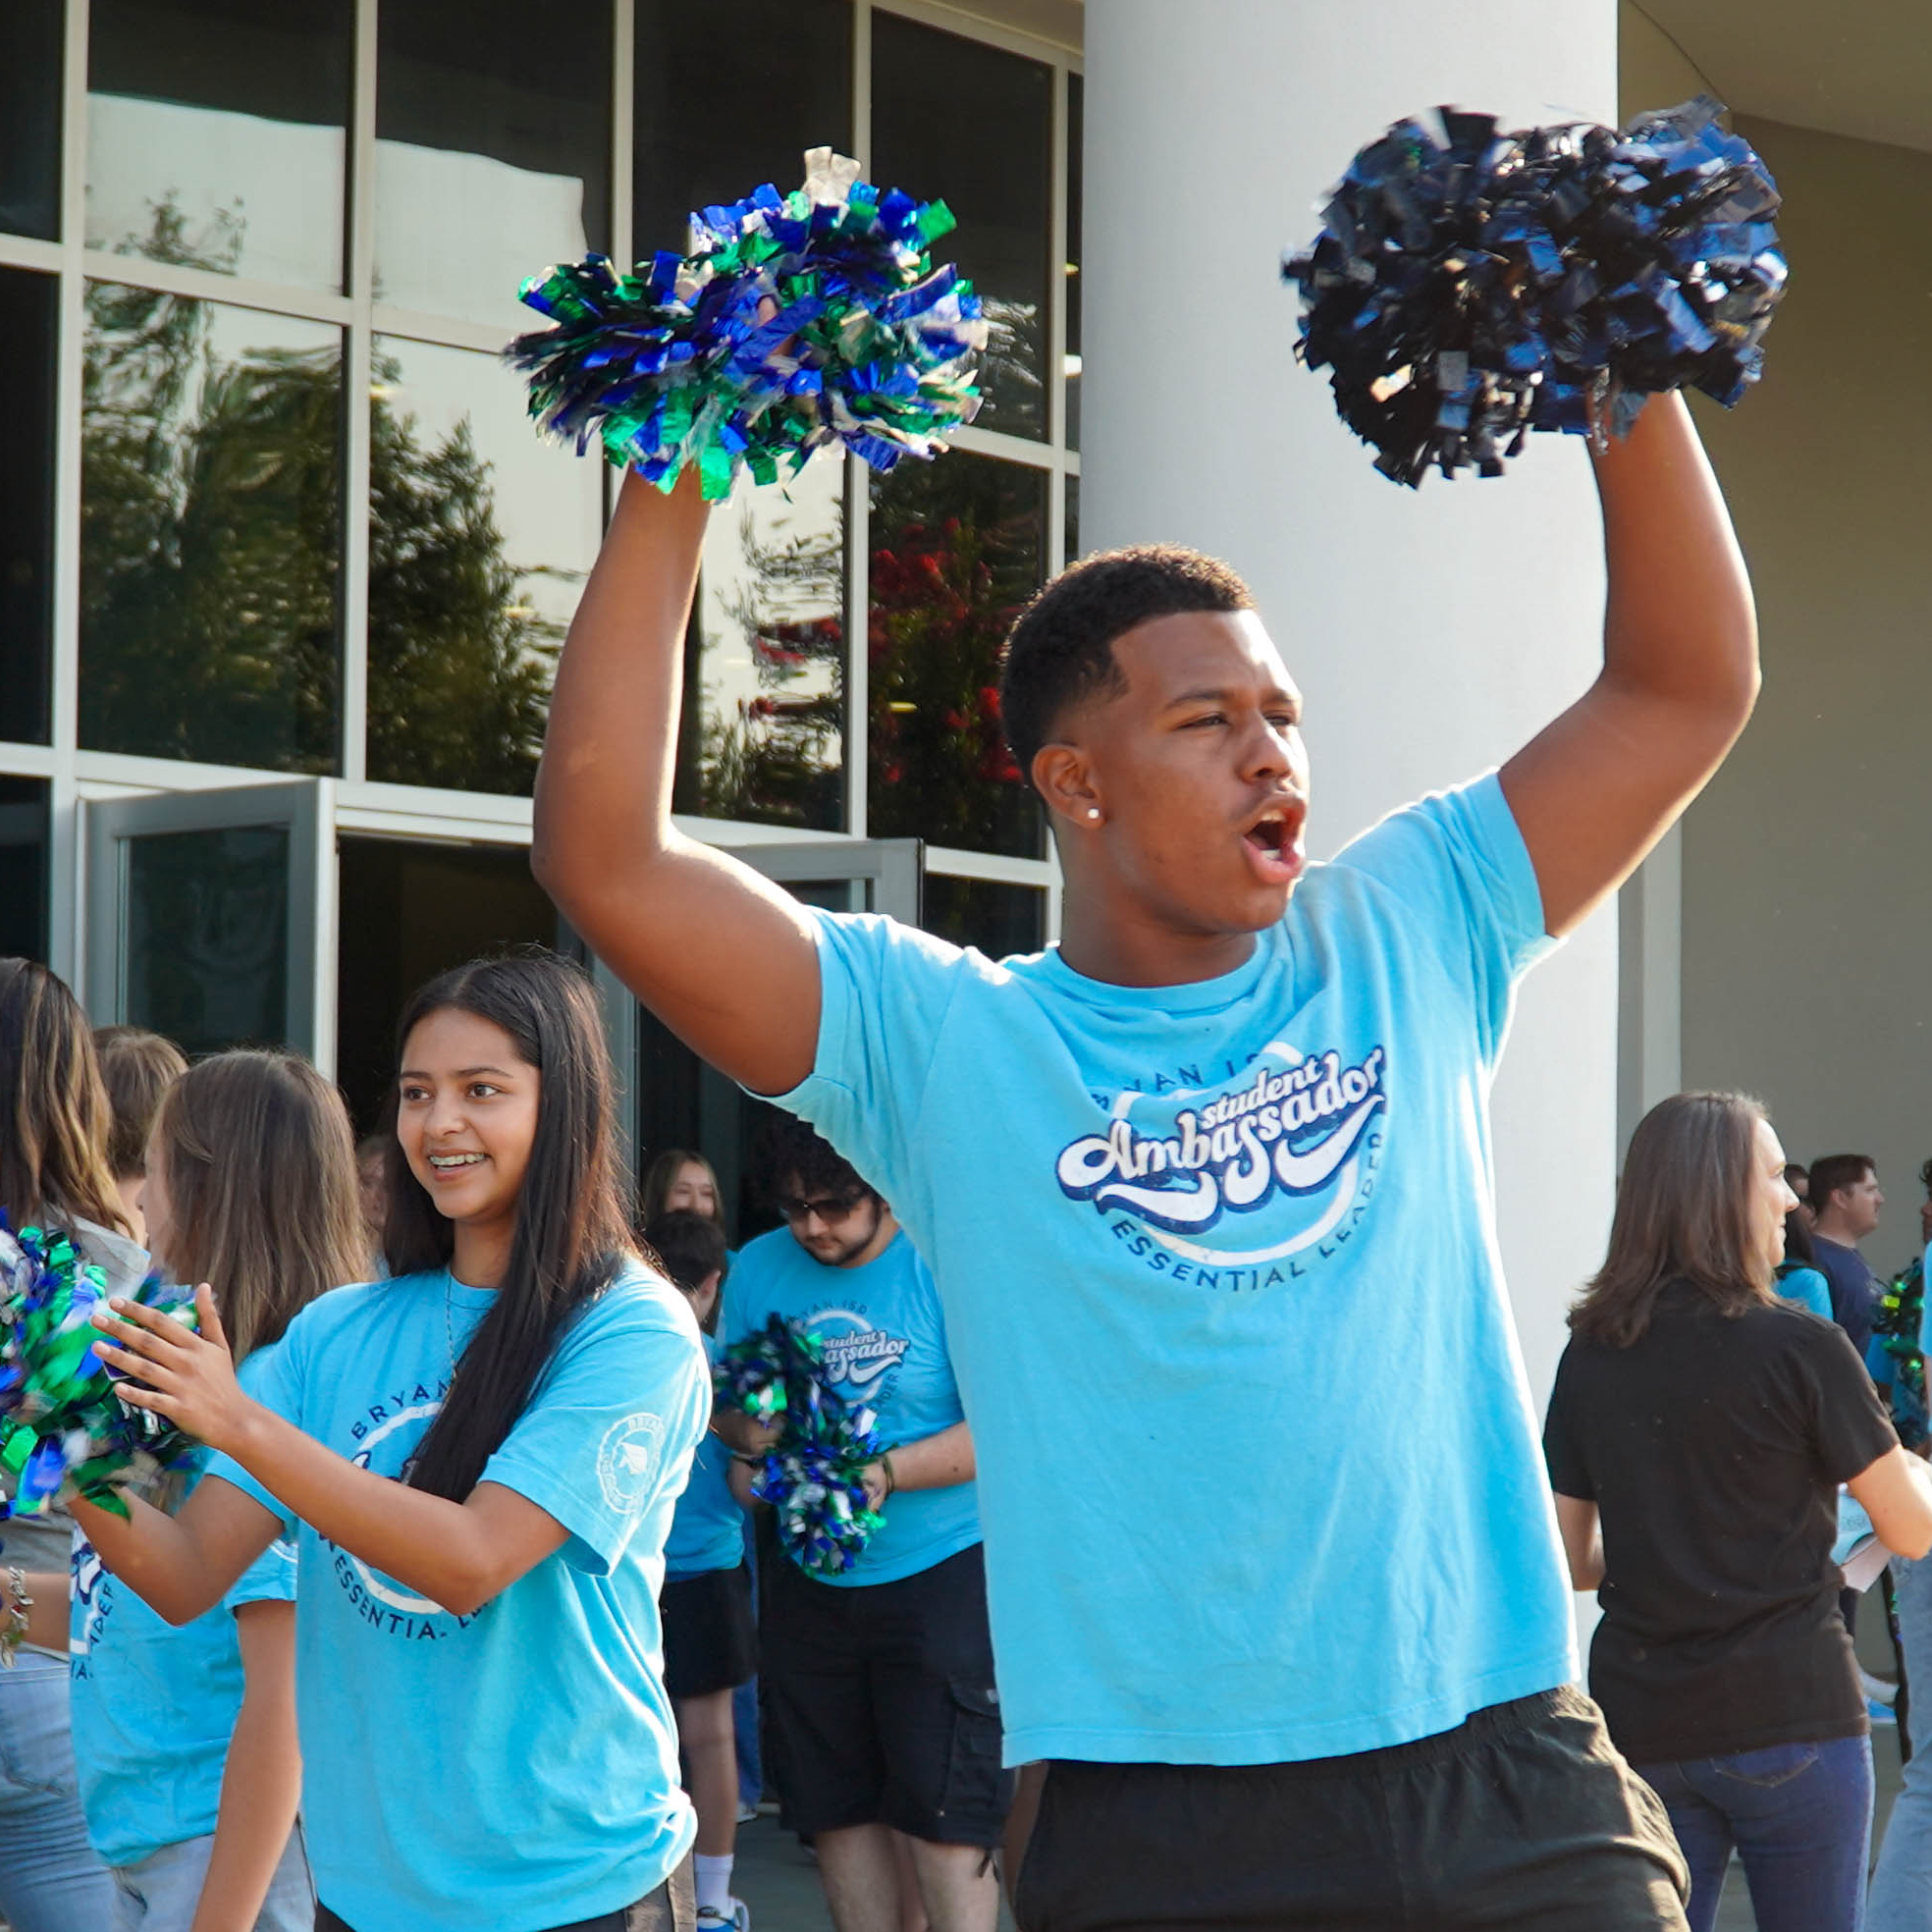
[{"x1": 1081, "y1": 0, "x2": 1622, "y2": 1411}]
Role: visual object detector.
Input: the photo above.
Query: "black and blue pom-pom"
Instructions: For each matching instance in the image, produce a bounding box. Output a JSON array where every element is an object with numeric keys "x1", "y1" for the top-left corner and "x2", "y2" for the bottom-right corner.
[{"x1": 1283, "y1": 96, "x2": 1788, "y2": 485}]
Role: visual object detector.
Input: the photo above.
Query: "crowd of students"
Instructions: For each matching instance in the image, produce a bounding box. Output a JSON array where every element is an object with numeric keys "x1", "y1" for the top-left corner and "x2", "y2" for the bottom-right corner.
[{"x1": 3, "y1": 383, "x2": 1926, "y2": 1932}]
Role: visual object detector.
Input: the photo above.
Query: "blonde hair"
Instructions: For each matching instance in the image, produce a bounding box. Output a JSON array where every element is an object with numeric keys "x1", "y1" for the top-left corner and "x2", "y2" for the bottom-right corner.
[
  {"x1": 0, "y1": 958, "x2": 130, "y2": 1236},
  {"x1": 640, "y1": 1147, "x2": 723, "y2": 1226},
  {"x1": 151, "y1": 1050, "x2": 370, "y2": 1362},
  {"x1": 94, "y1": 1026, "x2": 188, "y2": 1181}
]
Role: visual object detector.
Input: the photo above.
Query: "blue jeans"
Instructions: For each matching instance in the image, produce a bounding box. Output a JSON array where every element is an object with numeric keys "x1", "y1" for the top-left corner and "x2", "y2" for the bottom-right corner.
[
  {"x1": 1870, "y1": 1552, "x2": 1932, "y2": 1929},
  {"x1": 111, "y1": 1822, "x2": 313, "y2": 1931},
  {"x1": 0, "y1": 1650, "x2": 117, "y2": 1932},
  {"x1": 1635, "y1": 1734, "x2": 1873, "y2": 1932}
]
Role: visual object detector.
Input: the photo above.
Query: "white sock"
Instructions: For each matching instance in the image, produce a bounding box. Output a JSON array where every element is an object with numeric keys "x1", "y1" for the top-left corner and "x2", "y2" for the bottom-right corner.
[{"x1": 694, "y1": 1852, "x2": 734, "y2": 1915}]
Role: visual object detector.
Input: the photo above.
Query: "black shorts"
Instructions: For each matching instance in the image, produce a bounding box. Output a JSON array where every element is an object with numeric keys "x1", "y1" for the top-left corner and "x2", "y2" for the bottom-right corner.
[
  {"x1": 764, "y1": 1540, "x2": 1013, "y2": 1846},
  {"x1": 1014, "y1": 1686, "x2": 1690, "y2": 1932},
  {"x1": 660, "y1": 1562, "x2": 757, "y2": 1700}
]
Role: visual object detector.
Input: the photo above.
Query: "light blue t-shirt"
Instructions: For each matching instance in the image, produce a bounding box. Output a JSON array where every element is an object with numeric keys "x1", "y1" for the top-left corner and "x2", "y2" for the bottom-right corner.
[
  {"x1": 726, "y1": 1225, "x2": 980, "y2": 1587},
  {"x1": 1779, "y1": 1263, "x2": 1834, "y2": 1322},
  {"x1": 770, "y1": 773, "x2": 1574, "y2": 1765},
  {"x1": 665, "y1": 1334, "x2": 743, "y2": 1580},
  {"x1": 205, "y1": 1264, "x2": 709, "y2": 1932},
  {"x1": 70, "y1": 1415, "x2": 298, "y2": 1867}
]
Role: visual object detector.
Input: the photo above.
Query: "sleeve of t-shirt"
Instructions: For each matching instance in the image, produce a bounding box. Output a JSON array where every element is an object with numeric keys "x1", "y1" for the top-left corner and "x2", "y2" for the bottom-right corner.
[
  {"x1": 478, "y1": 1288, "x2": 711, "y2": 1576},
  {"x1": 764, "y1": 910, "x2": 974, "y2": 1211},
  {"x1": 201, "y1": 1338, "x2": 301, "y2": 1536},
  {"x1": 1327, "y1": 773, "x2": 1555, "y2": 1065},
  {"x1": 1803, "y1": 1322, "x2": 1901, "y2": 1483},
  {"x1": 223, "y1": 1535, "x2": 297, "y2": 1613},
  {"x1": 1541, "y1": 1346, "x2": 1593, "y2": 1499}
]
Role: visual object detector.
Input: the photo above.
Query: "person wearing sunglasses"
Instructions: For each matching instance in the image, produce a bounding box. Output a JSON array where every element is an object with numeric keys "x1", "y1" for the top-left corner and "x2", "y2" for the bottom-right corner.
[{"x1": 720, "y1": 1113, "x2": 1006, "y2": 1932}]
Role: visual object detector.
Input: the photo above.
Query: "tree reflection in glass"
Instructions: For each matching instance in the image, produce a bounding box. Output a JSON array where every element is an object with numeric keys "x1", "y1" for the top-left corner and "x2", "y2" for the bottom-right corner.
[
  {"x1": 867, "y1": 454, "x2": 1046, "y2": 860},
  {"x1": 80, "y1": 204, "x2": 594, "y2": 790},
  {"x1": 675, "y1": 461, "x2": 847, "y2": 831},
  {"x1": 365, "y1": 339, "x2": 600, "y2": 795},
  {"x1": 80, "y1": 213, "x2": 344, "y2": 772}
]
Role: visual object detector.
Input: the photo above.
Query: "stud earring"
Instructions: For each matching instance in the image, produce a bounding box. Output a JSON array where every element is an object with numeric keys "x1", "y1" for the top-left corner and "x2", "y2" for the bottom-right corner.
[{"x1": 1086, "y1": 808, "x2": 1100, "y2": 822}]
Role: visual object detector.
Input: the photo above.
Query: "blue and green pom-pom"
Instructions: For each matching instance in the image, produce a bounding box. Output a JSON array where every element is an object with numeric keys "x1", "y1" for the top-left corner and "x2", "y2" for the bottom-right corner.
[
  {"x1": 1, "y1": 1219, "x2": 199, "y2": 1525},
  {"x1": 1284, "y1": 96, "x2": 1788, "y2": 485},
  {"x1": 717, "y1": 1313, "x2": 888, "y2": 1577},
  {"x1": 510, "y1": 146, "x2": 985, "y2": 501}
]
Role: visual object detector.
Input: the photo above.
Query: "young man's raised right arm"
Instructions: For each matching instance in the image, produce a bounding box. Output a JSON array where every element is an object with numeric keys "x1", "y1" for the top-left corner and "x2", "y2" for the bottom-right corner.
[{"x1": 531, "y1": 468, "x2": 825, "y2": 1096}]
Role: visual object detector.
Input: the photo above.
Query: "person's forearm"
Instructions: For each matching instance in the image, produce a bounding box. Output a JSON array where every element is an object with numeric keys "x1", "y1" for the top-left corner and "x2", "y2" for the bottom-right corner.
[
  {"x1": 531, "y1": 468, "x2": 709, "y2": 893},
  {"x1": 219, "y1": 1402, "x2": 515, "y2": 1617},
  {"x1": 71, "y1": 1493, "x2": 226, "y2": 1626},
  {"x1": 190, "y1": 1669, "x2": 301, "y2": 1932},
  {"x1": 883, "y1": 1421, "x2": 976, "y2": 1493},
  {"x1": 1590, "y1": 393, "x2": 1758, "y2": 715}
]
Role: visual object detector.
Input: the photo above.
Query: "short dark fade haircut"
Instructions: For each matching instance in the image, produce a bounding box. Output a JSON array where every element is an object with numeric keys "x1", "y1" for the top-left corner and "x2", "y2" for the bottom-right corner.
[
  {"x1": 1809, "y1": 1154, "x2": 1876, "y2": 1208},
  {"x1": 757, "y1": 1111, "x2": 878, "y2": 1207},
  {"x1": 645, "y1": 1208, "x2": 728, "y2": 1300},
  {"x1": 998, "y1": 544, "x2": 1255, "y2": 791}
]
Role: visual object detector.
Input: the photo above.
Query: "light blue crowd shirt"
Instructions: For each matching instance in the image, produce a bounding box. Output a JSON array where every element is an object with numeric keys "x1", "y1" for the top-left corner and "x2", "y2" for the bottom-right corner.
[
  {"x1": 726, "y1": 1225, "x2": 980, "y2": 1586},
  {"x1": 768, "y1": 773, "x2": 1575, "y2": 1765},
  {"x1": 205, "y1": 1264, "x2": 709, "y2": 1932},
  {"x1": 69, "y1": 1406, "x2": 298, "y2": 1867},
  {"x1": 664, "y1": 1333, "x2": 745, "y2": 1579}
]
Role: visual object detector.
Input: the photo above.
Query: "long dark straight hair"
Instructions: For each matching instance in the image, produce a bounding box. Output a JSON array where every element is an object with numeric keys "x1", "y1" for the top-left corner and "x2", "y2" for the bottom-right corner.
[
  {"x1": 388, "y1": 951, "x2": 634, "y2": 1501},
  {"x1": 1571, "y1": 1090, "x2": 1776, "y2": 1348}
]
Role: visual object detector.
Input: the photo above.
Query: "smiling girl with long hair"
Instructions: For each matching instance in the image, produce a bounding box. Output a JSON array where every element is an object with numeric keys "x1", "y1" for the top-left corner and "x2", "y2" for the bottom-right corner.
[{"x1": 69, "y1": 952, "x2": 710, "y2": 1932}]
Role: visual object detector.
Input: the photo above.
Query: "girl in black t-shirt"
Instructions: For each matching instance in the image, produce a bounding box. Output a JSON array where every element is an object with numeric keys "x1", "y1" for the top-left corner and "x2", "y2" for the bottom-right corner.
[{"x1": 1544, "y1": 1091, "x2": 1932, "y2": 1932}]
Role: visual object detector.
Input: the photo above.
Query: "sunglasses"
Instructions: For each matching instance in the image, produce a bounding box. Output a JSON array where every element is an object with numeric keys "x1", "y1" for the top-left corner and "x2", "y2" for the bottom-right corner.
[{"x1": 778, "y1": 1191, "x2": 868, "y2": 1224}]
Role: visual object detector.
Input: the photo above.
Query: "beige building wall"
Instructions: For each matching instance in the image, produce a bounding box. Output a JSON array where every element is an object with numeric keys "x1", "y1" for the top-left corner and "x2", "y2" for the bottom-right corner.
[{"x1": 1624, "y1": 7, "x2": 1932, "y2": 1266}]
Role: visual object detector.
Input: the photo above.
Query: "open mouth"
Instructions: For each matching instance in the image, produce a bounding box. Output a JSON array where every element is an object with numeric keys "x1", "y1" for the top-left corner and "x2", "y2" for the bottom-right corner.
[
  {"x1": 428, "y1": 1153, "x2": 487, "y2": 1172},
  {"x1": 1241, "y1": 804, "x2": 1307, "y2": 886}
]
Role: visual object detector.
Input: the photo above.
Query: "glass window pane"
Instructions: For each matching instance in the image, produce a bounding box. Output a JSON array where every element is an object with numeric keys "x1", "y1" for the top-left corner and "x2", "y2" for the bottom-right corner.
[
  {"x1": 0, "y1": 778, "x2": 50, "y2": 962},
  {"x1": 868, "y1": 451, "x2": 1046, "y2": 858},
  {"x1": 1065, "y1": 470, "x2": 1080, "y2": 565},
  {"x1": 0, "y1": 0, "x2": 63, "y2": 242},
  {"x1": 673, "y1": 460, "x2": 847, "y2": 831},
  {"x1": 87, "y1": 0, "x2": 350, "y2": 291},
  {"x1": 375, "y1": 0, "x2": 611, "y2": 332},
  {"x1": 365, "y1": 337, "x2": 601, "y2": 796},
  {"x1": 0, "y1": 267, "x2": 57, "y2": 746},
  {"x1": 1065, "y1": 72, "x2": 1082, "y2": 450},
  {"x1": 872, "y1": 15, "x2": 1051, "y2": 441},
  {"x1": 633, "y1": 0, "x2": 852, "y2": 251},
  {"x1": 125, "y1": 825, "x2": 290, "y2": 1055},
  {"x1": 922, "y1": 874, "x2": 1043, "y2": 960},
  {"x1": 80, "y1": 286, "x2": 343, "y2": 772}
]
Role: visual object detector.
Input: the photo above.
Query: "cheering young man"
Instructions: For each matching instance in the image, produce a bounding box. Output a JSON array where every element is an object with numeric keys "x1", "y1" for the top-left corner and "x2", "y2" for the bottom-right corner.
[{"x1": 533, "y1": 392, "x2": 1753, "y2": 1929}]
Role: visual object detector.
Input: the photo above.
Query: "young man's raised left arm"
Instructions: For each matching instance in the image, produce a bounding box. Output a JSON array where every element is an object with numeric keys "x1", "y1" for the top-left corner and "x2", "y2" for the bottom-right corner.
[{"x1": 1500, "y1": 393, "x2": 1758, "y2": 938}]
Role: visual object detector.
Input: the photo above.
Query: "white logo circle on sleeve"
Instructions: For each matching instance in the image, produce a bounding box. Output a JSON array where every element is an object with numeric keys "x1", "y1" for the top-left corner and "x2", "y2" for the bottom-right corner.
[{"x1": 597, "y1": 1412, "x2": 667, "y2": 1515}]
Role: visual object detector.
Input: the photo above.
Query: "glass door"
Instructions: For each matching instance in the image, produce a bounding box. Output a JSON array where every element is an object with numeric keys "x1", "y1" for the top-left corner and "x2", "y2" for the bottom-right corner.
[{"x1": 83, "y1": 779, "x2": 333, "y2": 1064}]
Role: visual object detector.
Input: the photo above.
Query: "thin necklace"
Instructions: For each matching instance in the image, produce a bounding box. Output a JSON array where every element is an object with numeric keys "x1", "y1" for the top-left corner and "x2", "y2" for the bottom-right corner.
[{"x1": 443, "y1": 1276, "x2": 461, "y2": 1381}]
